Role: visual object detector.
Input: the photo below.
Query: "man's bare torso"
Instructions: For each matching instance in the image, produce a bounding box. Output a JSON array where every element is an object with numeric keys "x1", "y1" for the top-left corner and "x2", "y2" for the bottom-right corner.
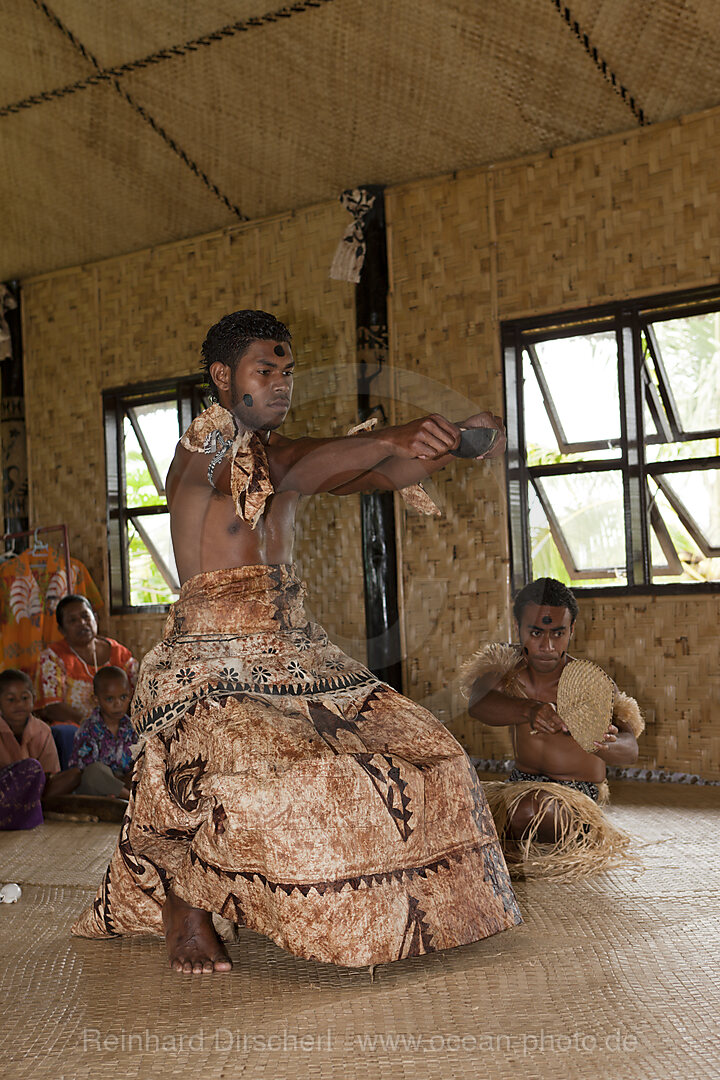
[
  {"x1": 513, "y1": 660, "x2": 606, "y2": 783},
  {"x1": 166, "y1": 437, "x2": 299, "y2": 583}
]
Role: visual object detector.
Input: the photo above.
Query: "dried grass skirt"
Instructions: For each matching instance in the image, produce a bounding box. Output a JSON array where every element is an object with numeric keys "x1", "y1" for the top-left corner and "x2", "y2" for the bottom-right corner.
[{"x1": 482, "y1": 778, "x2": 636, "y2": 881}]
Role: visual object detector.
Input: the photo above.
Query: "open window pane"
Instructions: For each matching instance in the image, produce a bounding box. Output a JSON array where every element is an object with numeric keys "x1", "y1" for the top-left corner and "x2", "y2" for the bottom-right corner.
[
  {"x1": 534, "y1": 332, "x2": 621, "y2": 446},
  {"x1": 105, "y1": 376, "x2": 204, "y2": 611},
  {"x1": 528, "y1": 484, "x2": 570, "y2": 583},
  {"x1": 649, "y1": 482, "x2": 720, "y2": 583},
  {"x1": 524, "y1": 349, "x2": 621, "y2": 464},
  {"x1": 128, "y1": 515, "x2": 180, "y2": 606},
  {"x1": 643, "y1": 324, "x2": 720, "y2": 460},
  {"x1": 655, "y1": 468, "x2": 720, "y2": 552},
  {"x1": 123, "y1": 418, "x2": 165, "y2": 508},
  {"x1": 536, "y1": 472, "x2": 626, "y2": 581},
  {"x1": 131, "y1": 402, "x2": 179, "y2": 490},
  {"x1": 650, "y1": 312, "x2": 720, "y2": 432}
]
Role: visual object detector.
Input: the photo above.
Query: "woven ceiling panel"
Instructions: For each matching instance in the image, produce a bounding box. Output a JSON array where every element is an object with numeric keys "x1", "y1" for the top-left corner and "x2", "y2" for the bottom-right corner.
[
  {"x1": 46, "y1": 0, "x2": 275, "y2": 67},
  {"x1": 0, "y1": 0, "x2": 89, "y2": 100},
  {"x1": 1, "y1": 88, "x2": 229, "y2": 278},
  {"x1": 1, "y1": 0, "x2": 719, "y2": 279},
  {"x1": 122, "y1": 0, "x2": 631, "y2": 210},
  {"x1": 570, "y1": 0, "x2": 720, "y2": 122}
]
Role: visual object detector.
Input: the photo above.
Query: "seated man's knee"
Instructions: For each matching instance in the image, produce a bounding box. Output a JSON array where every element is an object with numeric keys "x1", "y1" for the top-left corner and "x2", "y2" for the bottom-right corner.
[
  {"x1": 508, "y1": 792, "x2": 569, "y2": 842},
  {"x1": 534, "y1": 795, "x2": 571, "y2": 842},
  {"x1": 507, "y1": 794, "x2": 543, "y2": 839}
]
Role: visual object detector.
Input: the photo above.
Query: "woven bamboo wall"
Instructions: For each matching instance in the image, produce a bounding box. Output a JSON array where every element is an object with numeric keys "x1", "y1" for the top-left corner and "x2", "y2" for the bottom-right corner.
[
  {"x1": 387, "y1": 107, "x2": 720, "y2": 778},
  {"x1": 386, "y1": 172, "x2": 512, "y2": 760},
  {"x1": 21, "y1": 202, "x2": 364, "y2": 664},
  {"x1": 574, "y1": 594, "x2": 720, "y2": 780}
]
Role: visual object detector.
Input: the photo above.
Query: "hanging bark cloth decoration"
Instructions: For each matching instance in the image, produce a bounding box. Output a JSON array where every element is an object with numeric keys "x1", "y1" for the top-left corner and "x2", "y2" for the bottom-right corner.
[{"x1": 329, "y1": 188, "x2": 378, "y2": 283}]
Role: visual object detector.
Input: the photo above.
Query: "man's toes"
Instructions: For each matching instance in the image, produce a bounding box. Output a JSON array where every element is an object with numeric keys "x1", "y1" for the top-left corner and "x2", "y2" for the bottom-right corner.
[{"x1": 214, "y1": 957, "x2": 232, "y2": 972}]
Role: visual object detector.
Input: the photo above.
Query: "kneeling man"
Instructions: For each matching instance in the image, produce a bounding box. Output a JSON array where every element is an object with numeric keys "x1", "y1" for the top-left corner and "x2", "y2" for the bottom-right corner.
[{"x1": 463, "y1": 578, "x2": 643, "y2": 878}]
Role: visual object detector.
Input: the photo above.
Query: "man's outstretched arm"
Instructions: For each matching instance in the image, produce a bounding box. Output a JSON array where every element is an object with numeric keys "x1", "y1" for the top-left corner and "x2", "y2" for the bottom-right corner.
[
  {"x1": 167, "y1": 411, "x2": 504, "y2": 499},
  {"x1": 328, "y1": 412, "x2": 506, "y2": 495},
  {"x1": 271, "y1": 414, "x2": 464, "y2": 495}
]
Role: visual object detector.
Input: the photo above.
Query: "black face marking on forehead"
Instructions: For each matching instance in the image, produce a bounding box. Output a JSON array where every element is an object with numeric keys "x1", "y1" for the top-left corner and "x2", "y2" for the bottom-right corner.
[
  {"x1": 542, "y1": 615, "x2": 553, "y2": 625},
  {"x1": 274, "y1": 344, "x2": 285, "y2": 357}
]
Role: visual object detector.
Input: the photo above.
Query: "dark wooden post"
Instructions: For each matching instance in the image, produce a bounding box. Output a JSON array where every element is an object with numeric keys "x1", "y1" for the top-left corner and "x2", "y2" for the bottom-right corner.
[
  {"x1": 355, "y1": 188, "x2": 403, "y2": 691},
  {"x1": 1, "y1": 282, "x2": 28, "y2": 538}
]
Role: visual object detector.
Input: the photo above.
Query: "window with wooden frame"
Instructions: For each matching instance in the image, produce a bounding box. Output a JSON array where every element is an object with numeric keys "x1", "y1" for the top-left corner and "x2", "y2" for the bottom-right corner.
[
  {"x1": 503, "y1": 286, "x2": 720, "y2": 596},
  {"x1": 103, "y1": 376, "x2": 210, "y2": 612}
]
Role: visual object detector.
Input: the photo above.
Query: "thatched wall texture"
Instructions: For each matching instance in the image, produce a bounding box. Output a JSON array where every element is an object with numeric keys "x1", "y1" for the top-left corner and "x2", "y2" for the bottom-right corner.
[
  {"x1": 22, "y1": 201, "x2": 363, "y2": 664},
  {"x1": 387, "y1": 107, "x2": 720, "y2": 778},
  {"x1": 20, "y1": 105, "x2": 720, "y2": 777}
]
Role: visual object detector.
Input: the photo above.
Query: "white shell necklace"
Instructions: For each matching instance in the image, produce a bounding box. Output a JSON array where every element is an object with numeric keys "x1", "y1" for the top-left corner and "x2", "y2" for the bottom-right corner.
[{"x1": 68, "y1": 637, "x2": 101, "y2": 677}]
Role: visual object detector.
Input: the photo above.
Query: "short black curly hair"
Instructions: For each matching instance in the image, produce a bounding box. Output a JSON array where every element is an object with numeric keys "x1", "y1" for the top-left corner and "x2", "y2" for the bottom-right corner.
[
  {"x1": 93, "y1": 665, "x2": 130, "y2": 696},
  {"x1": 513, "y1": 577, "x2": 579, "y2": 625},
  {"x1": 201, "y1": 310, "x2": 292, "y2": 394},
  {"x1": 0, "y1": 668, "x2": 34, "y2": 694}
]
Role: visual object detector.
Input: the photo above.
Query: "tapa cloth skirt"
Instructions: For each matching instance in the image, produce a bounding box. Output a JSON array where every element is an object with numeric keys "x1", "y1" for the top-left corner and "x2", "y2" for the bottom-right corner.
[{"x1": 72, "y1": 565, "x2": 521, "y2": 966}]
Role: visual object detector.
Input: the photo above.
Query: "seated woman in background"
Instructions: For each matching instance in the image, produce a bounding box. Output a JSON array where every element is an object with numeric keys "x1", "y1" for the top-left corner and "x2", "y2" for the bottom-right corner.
[
  {"x1": 36, "y1": 595, "x2": 137, "y2": 767},
  {"x1": 0, "y1": 669, "x2": 81, "y2": 829}
]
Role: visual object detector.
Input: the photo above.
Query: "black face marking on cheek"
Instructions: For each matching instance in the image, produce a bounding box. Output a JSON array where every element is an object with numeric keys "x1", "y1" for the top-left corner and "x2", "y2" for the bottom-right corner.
[
  {"x1": 541, "y1": 615, "x2": 553, "y2": 625},
  {"x1": 243, "y1": 394, "x2": 253, "y2": 407},
  {"x1": 274, "y1": 345, "x2": 285, "y2": 357},
  {"x1": 522, "y1": 646, "x2": 529, "y2": 656}
]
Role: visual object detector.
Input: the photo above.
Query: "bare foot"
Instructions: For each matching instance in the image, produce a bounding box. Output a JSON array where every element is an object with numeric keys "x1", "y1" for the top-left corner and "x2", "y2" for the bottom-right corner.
[{"x1": 162, "y1": 887, "x2": 232, "y2": 974}]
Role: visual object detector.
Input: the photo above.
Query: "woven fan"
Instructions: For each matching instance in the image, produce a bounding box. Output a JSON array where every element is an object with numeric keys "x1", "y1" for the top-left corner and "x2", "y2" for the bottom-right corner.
[{"x1": 556, "y1": 660, "x2": 615, "y2": 753}]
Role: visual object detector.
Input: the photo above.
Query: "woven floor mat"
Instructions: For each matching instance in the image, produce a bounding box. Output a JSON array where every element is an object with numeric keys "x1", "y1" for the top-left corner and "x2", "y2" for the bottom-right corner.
[
  {"x1": 0, "y1": 820, "x2": 120, "y2": 888},
  {"x1": 0, "y1": 783, "x2": 718, "y2": 1080}
]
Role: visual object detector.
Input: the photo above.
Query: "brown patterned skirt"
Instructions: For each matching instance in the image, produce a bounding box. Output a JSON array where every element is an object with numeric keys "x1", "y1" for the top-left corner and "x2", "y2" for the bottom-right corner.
[{"x1": 72, "y1": 565, "x2": 521, "y2": 966}]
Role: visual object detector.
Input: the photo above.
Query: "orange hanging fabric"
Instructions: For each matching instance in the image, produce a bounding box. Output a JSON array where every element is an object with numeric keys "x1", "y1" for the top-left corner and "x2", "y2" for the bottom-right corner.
[{"x1": 0, "y1": 548, "x2": 104, "y2": 682}]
